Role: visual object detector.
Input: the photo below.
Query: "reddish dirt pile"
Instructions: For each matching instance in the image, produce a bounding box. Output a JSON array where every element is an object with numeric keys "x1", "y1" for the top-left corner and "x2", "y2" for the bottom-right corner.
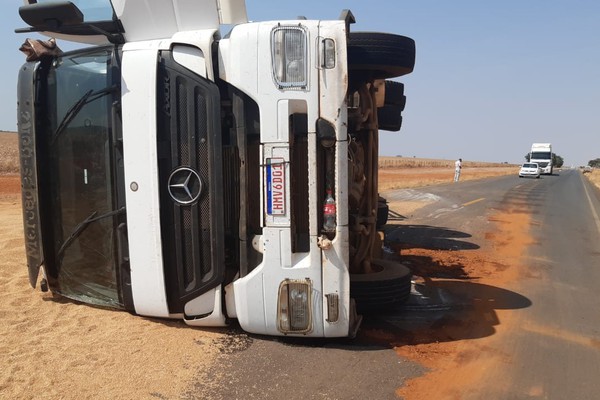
[{"x1": 361, "y1": 207, "x2": 534, "y2": 399}]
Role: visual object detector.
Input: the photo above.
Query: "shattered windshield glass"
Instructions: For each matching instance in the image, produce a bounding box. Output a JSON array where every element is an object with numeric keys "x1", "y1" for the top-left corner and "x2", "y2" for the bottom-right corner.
[{"x1": 44, "y1": 47, "x2": 123, "y2": 308}]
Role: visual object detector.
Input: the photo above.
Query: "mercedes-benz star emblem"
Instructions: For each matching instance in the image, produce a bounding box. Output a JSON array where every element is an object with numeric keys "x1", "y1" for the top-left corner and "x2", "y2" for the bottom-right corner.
[{"x1": 168, "y1": 167, "x2": 202, "y2": 205}]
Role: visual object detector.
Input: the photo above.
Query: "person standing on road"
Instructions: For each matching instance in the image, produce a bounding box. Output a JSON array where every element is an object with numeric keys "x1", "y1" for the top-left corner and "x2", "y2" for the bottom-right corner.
[{"x1": 454, "y1": 158, "x2": 462, "y2": 182}]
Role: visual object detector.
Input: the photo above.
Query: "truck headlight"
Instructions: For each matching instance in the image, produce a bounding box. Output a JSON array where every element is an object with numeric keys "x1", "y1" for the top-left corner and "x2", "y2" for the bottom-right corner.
[
  {"x1": 277, "y1": 279, "x2": 312, "y2": 334},
  {"x1": 271, "y1": 26, "x2": 308, "y2": 89}
]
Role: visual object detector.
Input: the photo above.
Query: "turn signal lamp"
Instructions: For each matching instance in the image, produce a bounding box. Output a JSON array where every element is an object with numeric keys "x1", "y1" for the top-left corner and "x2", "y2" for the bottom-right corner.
[{"x1": 320, "y1": 38, "x2": 336, "y2": 69}]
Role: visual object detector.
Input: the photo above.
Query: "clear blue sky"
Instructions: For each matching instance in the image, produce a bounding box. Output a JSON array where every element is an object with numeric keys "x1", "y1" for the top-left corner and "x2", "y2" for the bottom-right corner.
[{"x1": 2, "y1": 1, "x2": 599, "y2": 166}]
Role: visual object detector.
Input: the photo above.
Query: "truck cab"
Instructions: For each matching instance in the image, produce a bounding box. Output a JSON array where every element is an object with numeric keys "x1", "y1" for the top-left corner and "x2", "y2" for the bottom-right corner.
[
  {"x1": 530, "y1": 143, "x2": 553, "y2": 175},
  {"x1": 16, "y1": 0, "x2": 415, "y2": 337}
]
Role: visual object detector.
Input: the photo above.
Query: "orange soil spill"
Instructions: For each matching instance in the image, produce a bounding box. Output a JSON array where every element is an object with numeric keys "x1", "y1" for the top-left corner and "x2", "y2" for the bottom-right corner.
[
  {"x1": 521, "y1": 321, "x2": 600, "y2": 350},
  {"x1": 389, "y1": 208, "x2": 534, "y2": 400}
]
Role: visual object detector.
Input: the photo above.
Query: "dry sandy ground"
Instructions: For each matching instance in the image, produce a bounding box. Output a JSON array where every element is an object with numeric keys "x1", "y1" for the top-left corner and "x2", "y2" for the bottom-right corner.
[
  {"x1": 0, "y1": 166, "x2": 596, "y2": 399},
  {"x1": 0, "y1": 176, "x2": 230, "y2": 399},
  {"x1": 378, "y1": 165, "x2": 518, "y2": 191}
]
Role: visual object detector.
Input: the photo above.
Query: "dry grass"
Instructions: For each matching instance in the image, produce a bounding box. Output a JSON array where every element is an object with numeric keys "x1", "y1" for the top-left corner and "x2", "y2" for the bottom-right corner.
[
  {"x1": 378, "y1": 157, "x2": 518, "y2": 190},
  {"x1": 0, "y1": 131, "x2": 19, "y2": 175},
  {"x1": 379, "y1": 156, "x2": 512, "y2": 169},
  {"x1": 378, "y1": 167, "x2": 518, "y2": 191},
  {"x1": 584, "y1": 169, "x2": 600, "y2": 191}
]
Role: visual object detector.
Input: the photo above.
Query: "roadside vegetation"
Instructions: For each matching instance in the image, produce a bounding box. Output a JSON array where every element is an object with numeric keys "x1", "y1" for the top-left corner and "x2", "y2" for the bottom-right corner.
[
  {"x1": 379, "y1": 156, "x2": 512, "y2": 169},
  {"x1": 588, "y1": 158, "x2": 600, "y2": 168},
  {"x1": 582, "y1": 159, "x2": 600, "y2": 192},
  {"x1": 585, "y1": 169, "x2": 600, "y2": 191}
]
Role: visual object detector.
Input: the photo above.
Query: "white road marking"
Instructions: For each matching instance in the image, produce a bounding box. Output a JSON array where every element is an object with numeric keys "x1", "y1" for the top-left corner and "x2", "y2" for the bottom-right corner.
[{"x1": 582, "y1": 177, "x2": 600, "y2": 235}]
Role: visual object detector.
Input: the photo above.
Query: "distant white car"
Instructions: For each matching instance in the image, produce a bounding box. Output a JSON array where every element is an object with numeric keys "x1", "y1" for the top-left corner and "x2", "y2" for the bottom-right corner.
[{"x1": 519, "y1": 163, "x2": 541, "y2": 178}]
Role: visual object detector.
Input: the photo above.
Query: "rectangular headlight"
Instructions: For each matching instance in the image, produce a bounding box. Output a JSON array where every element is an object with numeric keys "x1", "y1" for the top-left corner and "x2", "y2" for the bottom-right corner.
[
  {"x1": 271, "y1": 26, "x2": 308, "y2": 89},
  {"x1": 277, "y1": 279, "x2": 312, "y2": 334}
]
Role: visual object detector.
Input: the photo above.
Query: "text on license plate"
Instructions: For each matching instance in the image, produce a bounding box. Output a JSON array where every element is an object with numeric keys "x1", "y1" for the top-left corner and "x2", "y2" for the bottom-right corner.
[{"x1": 266, "y1": 158, "x2": 286, "y2": 215}]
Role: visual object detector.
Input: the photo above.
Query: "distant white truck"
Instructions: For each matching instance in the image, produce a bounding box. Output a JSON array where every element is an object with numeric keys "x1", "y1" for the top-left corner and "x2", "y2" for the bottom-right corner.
[{"x1": 530, "y1": 143, "x2": 553, "y2": 175}]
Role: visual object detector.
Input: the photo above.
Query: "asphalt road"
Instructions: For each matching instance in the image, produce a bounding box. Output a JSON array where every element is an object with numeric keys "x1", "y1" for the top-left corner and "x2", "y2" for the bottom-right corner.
[
  {"x1": 390, "y1": 169, "x2": 600, "y2": 398},
  {"x1": 478, "y1": 170, "x2": 600, "y2": 399},
  {"x1": 190, "y1": 170, "x2": 600, "y2": 400}
]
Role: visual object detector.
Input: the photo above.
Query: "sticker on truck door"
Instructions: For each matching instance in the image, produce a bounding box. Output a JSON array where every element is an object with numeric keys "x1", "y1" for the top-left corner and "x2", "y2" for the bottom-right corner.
[{"x1": 266, "y1": 158, "x2": 286, "y2": 215}]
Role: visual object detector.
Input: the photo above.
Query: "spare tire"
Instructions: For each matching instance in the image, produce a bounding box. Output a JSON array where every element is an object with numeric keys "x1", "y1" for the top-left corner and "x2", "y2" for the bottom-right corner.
[
  {"x1": 348, "y1": 32, "x2": 416, "y2": 80},
  {"x1": 383, "y1": 80, "x2": 406, "y2": 110},
  {"x1": 377, "y1": 105, "x2": 403, "y2": 132},
  {"x1": 350, "y1": 259, "x2": 412, "y2": 313}
]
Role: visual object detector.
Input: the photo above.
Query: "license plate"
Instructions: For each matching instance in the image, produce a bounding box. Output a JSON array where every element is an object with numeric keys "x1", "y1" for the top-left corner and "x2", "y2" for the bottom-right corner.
[{"x1": 266, "y1": 158, "x2": 286, "y2": 215}]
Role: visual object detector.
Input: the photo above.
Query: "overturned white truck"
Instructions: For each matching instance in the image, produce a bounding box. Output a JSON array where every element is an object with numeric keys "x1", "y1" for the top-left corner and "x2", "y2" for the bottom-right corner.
[{"x1": 16, "y1": 0, "x2": 415, "y2": 337}]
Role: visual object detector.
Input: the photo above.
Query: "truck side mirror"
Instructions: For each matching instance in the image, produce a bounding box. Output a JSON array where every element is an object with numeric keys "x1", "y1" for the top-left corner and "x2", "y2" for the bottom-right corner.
[{"x1": 19, "y1": 1, "x2": 84, "y2": 31}]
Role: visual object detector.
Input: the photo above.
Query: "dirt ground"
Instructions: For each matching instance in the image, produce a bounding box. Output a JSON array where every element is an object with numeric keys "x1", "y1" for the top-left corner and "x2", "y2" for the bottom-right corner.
[
  {"x1": 0, "y1": 166, "x2": 592, "y2": 399},
  {"x1": 0, "y1": 175, "x2": 229, "y2": 399},
  {"x1": 378, "y1": 165, "x2": 518, "y2": 191}
]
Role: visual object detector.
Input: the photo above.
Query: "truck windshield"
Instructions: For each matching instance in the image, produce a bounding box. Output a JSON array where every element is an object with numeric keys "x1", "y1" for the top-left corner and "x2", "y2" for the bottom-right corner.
[
  {"x1": 42, "y1": 47, "x2": 123, "y2": 308},
  {"x1": 531, "y1": 152, "x2": 551, "y2": 159}
]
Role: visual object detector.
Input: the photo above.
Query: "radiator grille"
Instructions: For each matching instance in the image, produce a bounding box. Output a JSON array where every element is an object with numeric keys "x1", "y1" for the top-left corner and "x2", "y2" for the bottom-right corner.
[{"x1": 156, "y1": 50, "x2": 224, "y2": 313}]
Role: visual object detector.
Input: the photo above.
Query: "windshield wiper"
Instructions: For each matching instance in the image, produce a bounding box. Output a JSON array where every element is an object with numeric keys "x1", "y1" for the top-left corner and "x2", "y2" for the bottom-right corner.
[
  {"x1": 56, "y1": 207, "x2": 125, "y2": 262},
  {"x1": 51, "y1": 85, "x2": 118, "y2": 145}
]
